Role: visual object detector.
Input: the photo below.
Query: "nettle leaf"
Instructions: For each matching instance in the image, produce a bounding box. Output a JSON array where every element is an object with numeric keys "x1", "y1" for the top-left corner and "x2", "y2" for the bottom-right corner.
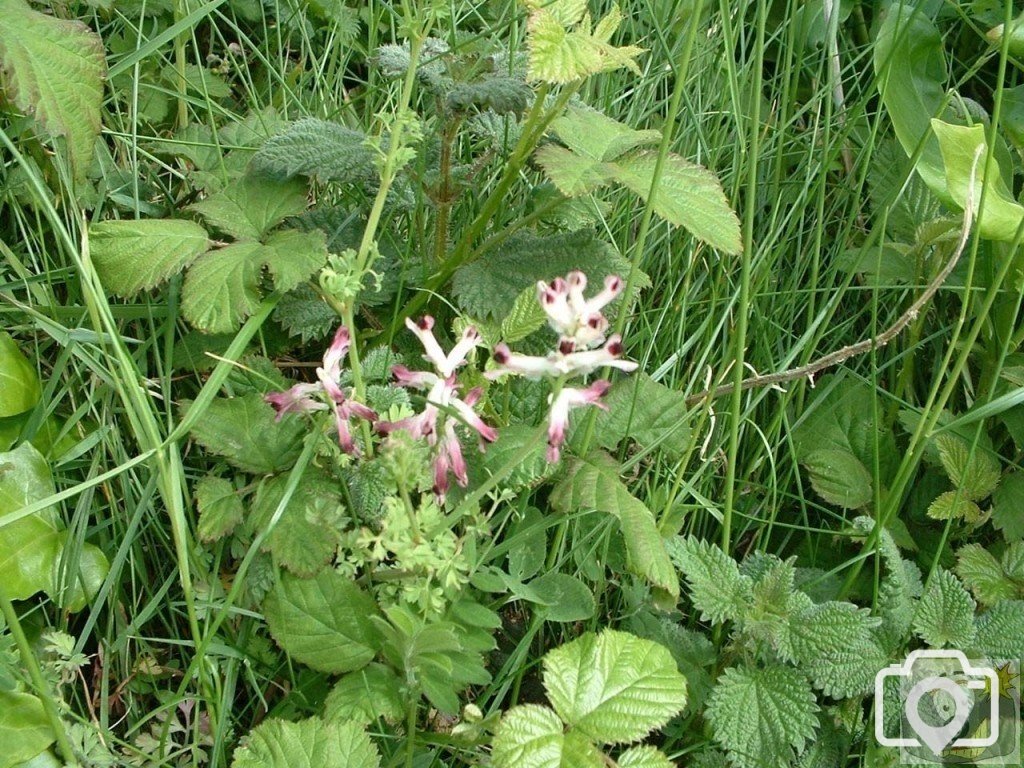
[
  {"x1": 231, "y1": 717, "x2": 379, "y2": 768},
  {"x1": 933, "y1": 432, "x2": 1000, "y2": 501},
  {"x1": 992, "y1": 470, "x2": 1024, "y2": 541},
  {"x1": 789, "y1": 602, "x2": 886, "y2": 698},
  {"x1": 446, "y1": 76, "x2": 532, "y2": 115},
  {"x1": 0, "y1": 0, "x2": 105, "y2": 181},
  {"x1": 190, "y1": 175, "x2": 309, "y2": 240},
  {"x1": 251, "y1": 472, "x2": 343, "y2": 577},
  {"x1": 594, "y1": 374, "x2": 690, "y2": 459},
  {"x1": 0, "y1": 690, "x2": 54, "y2": 768},
  {"x1": 0, "y1": 332, "x2": 41, "y2": 418},
  {"x1": 90, "y1": 219, "x2": 211, "y2": 296},
  {"x1": 972, "y1": 600, "x2": 1024, "y2": 659},
  {"x1": 743, "y1": 558, "x2": 813, "y2": 657},
  {"x1": 452, "y1": 229, "x2": 643, "y2": 322},
  {"x1": 263, "y1": 569, "x2": 381, "y2": 674},
  {"x1": 324, "y1": 663, "x2": 404, "y2": 725},
  {"x1": 492, "y1": 704, "x2": 604, "y2": 768},
  {"x1": 852, "y1": 517, "x2": 923, "y2": 649},
  {"x1": 706, "y1": 664, "x2": 819, "y2": 768},
  {"x1": 543, "y1": 629, "x2": 687, "y2": 744},
  {"x1": 912, "y1": 568, "x2": 976, "y2": 648},
  {"x1": 195, "y1": 476, "x2": 244, "y2": 543},
  {"x1": 668, "y1": 536, "x2": 752, "y2": 624},
  {"x1": 274, "y1": 285, "x2": 337, "y2": 343},
  {"x1": 252, "y1": 118, "x2": 377, "y2": 183},
  {"x1": 955, "y1": 544, "x2": 1021, "y2": 605},
  {"x1": 184, "y1": 394, "x2": 304, "y2": 474},
  {"x1": 552, "y1": 454, "x2": 679, "y2": 602}
]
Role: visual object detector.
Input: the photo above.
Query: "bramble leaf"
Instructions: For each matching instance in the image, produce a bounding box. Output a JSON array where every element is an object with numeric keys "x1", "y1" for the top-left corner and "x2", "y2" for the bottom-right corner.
[
  {"x1": 190, "y1": 175, "x2": 309, "y2": 240},
  {"x1": 542, "y1": 629, "x2": 687, "y2": 744},
  {"x1": 251, "y1": 472, "x2": 343, "y2": 577},
  {"x1": 231, "y1": 717, "x2": 379, "y2": 768},
  {"x1": 90, "y1": 219, "x2": 211, "y2": 296},
  {"x1": 926, "y1": 490, "x2": 984, "y2": 522},
  {"x1": 0, "y1": 0, "x2": 105, "y2": 181},
  {"x1": 184, "y1": 394, "x2": 304, "y2": 474},
  {"x1": 492, "y1": 705, "x2": 604, "y2": 768},
  {"x1": 934, "y1": 432, "x2": 1000, "y2": 501},
  {"x1": 323, "y1": 664, "x2": 404, "y2": 725},
  {"x1": 195, "y1": 476, "x2": 244, "y2": 543},
  {"x1": 706, "y1": 664, "x2": 819, "y2": 768},
  {"x1": 263, "y1": 570, "x2": 381, "y2": 674},
  {"x1": 668, "y1": 536, "x2": 752, "y2": 624},
  {"x1": 617, "y1": 746, "x2": 675, "y2": 768},
  {"x1": 955, "y1": 544, "x2": 1021, "y2": 605},
  {"x1": 912, "y1": 568, "x2": 976, "y2": 648}
]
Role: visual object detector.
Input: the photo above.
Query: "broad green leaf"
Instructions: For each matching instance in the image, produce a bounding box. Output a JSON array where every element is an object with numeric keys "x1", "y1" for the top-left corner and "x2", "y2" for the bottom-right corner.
[
  {"x1": 926, "y1": 490, "x2": 983, "y2": 522},
  {"x1": 542, "y1": 629, "x2": 687, "y2": 744},
  {"x1": 800, "y1": 448, "x2": 873, "y2": 509},
  {"x1": 0, "y1": 691, "x2": 54, "y2": 768},
  {"x1": 789, "y1": 602, "x2": 886, "y2": 698},
  {"x1": 190, "y1": 175, "x2": 309, "y2": 240},
  {"x1": 90, "y1": 219, "x2": 210, "y2": 296},
  {"x1": 0, "y1": 443, "x2": 61, "y2": 601},
  {"x1": 992, "y1": 470, "x2": 1024, "y2": 541},
  {"x1": 263, "y1": 569, "x2": 381, "y2": 674},
  {"x1": 912, "y1": 568, "x2": 976, "y2": 648},
  {"x1": 526, "y1": 572, "x2": 595, "y2": 622},
  {"x1": 972, "y1": 600, "x2": 1024, "y2": 659},
  {"x1": 549, "y1": 105, "x2": 662, "y2": 162},
  {"x1": 706, "y1": 664, "x2": 819, "y2": 768},
  {"x1": 195, "y1": 476, "x2": 244, "y2": 543},
  {"x1": 611, "y1": 152, "x2": 742, "y2": 255},
  {"x1": 594, "y1": 374, "x2": 690, "y2": 460},
  {"x1": 617, "y1": 747, "x2": 674, "y2": 768},
  {"x1": 184, "y1": 394, "x2": 304, "y2": 474},
  {"x1": 480, "y1": 425, "x2": 555, "y2": 492},
  {"x1": 0, "y1": 0, "x2": 105, "y2": 181},
  {"x1": 323, "y1": 663, "x2": 404, "y2": 725},
  {"x1": 743, "y1": 558, "x2": 813, "y2": 657},
  {"x1": 492, "y1": 704, "x2": 604, "y2": 768},
  {"x1": 232, "y1": 717, "x2": 379, "y2": 768},
  {"x1": 51, "y1": 537, "x2": 109, "y2": 612},
  {"x1": 500, "y1": 286, "x2": 548, "y2": 343},
  {"x1": 535, "y1": 144, "x2": 611, "y2": 196},
  {"x1": 668, "y1": 536, "x2": 752, "y2": 624},
  {"x1": 955, "y1": 544, "x2": 1020, "y2": 605},
  {"x1": 552, "y1": 454, "x2": 679, "y2": 602},
  {"x1": 0, "y1": 332, "x2": 40, "y2": 418},
  {"x1": 932, "y1": 120, "x2": 1024, "y2": 243},
  {"x1": 181, "y1": 230, "x2": 326, "y2": 332},
  {"x1": 251, "y1": 472, "x2": 343, "y2": 577},
  {"x1": 251, "y1": 119, "x2": 377, "y2": 183}
]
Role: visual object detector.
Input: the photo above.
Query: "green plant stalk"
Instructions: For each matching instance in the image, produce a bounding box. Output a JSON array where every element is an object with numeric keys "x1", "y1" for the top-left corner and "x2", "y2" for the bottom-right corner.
[
  {"x1": 0, "y1": 583, "x2": 79, "y2": 766},
  {"x1": 172, "y1": 0, "x2": 190, "y2": 130},
  {"x1": 433, "y1": 114, "x2": 464, "y2": 264}
]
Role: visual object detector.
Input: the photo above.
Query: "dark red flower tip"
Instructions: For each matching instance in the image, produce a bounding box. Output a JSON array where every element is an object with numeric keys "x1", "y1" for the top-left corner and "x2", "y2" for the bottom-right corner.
[
  {"x1": 493, "y1": 344, "x2": 510, "y2": 364},
  {"x1": 559, "y1": 339, "x2": 576, "y2": 355},
  {"x1": 416, "y1": 316, "x2": 434, "y2": 331}
]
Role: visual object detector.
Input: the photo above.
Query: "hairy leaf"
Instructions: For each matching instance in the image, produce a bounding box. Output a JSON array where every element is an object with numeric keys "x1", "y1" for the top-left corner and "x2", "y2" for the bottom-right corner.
[
  {"x1": 251, "y1": 472, "x2": 343, "y2": 576},
  {"x1": 972, "y1": 600, "x2": 1024, "y2": 659},
  {"x1": 790, "y1": 602, "x2": 886, "y2": 697},
  {"x1": 263, "y1": 570, "x2": 381, "y2": 674},
  {"x1": 252, "y1": 119, "x2": 377, "y2": 183},
  {"x1": 190, "y1": 175, "x2": 309, "y2": 240},
  {"x1": 955, "y1": 544, "x2": 1020, "y2": 605},
  {"x1": 668, "y1": 536, "x2": 752, "y2": 624},
  {"x1": 195, "y1": 476, "x2": 244, "y2": 543},
  {"x1": 992, "y1": 469, "x2": 1024, "y2": 541},
  {"x1": 912, "y1": 568, "x2": 976, "y2": 648},
  {"x1": 90, "y1": 219, "x2": 210, "y2": 296},
  {"x1": 0, "y1": 0, "x2": 105, "y2": 181},
  {"x1": 232, "y1": 717, "x2": 379, "y2": 768},
  {"x1": 616, "y1": 746, "x2": 675, "y2": 768},
  {"x1": 184, "y1": 394, "x2": 304, "y2": 474},
  {"x1": 492, "y1": 704, "x2": 604, "y2": 768},
  {"x1": 542, "y1": 629, "x2": 687, "y2": 744},
  {"x1": 934, "y1": 432, "x2": 1000, "y2": 501},
  {"x1": 852, "y1": 517, "x2": 923, "y2": 649},
  {"x1": 323, "y1": 664, "x2": 404, "y2": 725},
  {"x1": 926, "y1": 490, "x2": 983, "y2": 522},
  {"x1": 594, "y1": 374, "x2": 690, "y2": 459},
  {"x1": 446, "y1": 76, "x2": 532, "y2": 115},
  {"x1": 706, "y1": 664, "x2": 819, "y2": 768}
]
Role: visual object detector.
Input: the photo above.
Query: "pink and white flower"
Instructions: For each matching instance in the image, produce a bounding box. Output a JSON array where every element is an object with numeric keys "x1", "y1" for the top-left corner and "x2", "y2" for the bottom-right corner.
[
  {"x1": 546, "y1": 380, "x2": 611, "y2": 462},
  {"x1": 264, "y1": 325, "x2": 377, "y2": 454},
  {"x1": 377, "y1": 317, "x2": 497, "y2": 502},
  {"x1": 537, "y1": 271, "x2": 623, "y2": 350}
]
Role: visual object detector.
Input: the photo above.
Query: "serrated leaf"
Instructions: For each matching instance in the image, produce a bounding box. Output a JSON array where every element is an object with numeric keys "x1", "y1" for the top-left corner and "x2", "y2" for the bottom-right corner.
[
  {"x1": 594, "y1": 374, "x2": 690, "y2": 459},
  {"x1": 535, "y1": 144, "x2": 610, "y2": 196},
  {"x1": 912, "y1": 568, "x2": 976, "y2": 648},
  {"x1": 926, "y1": 490, "x2": 984, "y2": 522},
  {"x1": 955, "y1": 544, "x2": 1020, "y2": 605},
  {"x1": 184, "y1": 394, "x2": 304, "y2": 474},
  {"x1": 231, "y1": 717, "x2": 379, "y2": 768},
  {"x1": 252, "y1": 119, "x2": 377, "y2": 183},
  {"x1": 852, "y1": 517, "x2": 923, "y2": 650},
  {"x1": 0, "y1": 0, "x2": 105, "y2": 181},
  {"x1": 612, "y1": 153, "x2": 742, "y2": 254},
  {"x1": 274, "y1": 285, "x2": 337, "y2": 343},
  {"x1": 992, "y1": 470, "x2": 1024, "y2": 541},
  {"x1": 263, "y1": 569, "x2": 381, "y2": 674},
  {"x1": 492, "y1": 704, "x2": 604, "y2": 768},
  {"x1": 190, "y1": 175, "x2": 309, "y2": 240},
  {"x1": 668, "y1": 536, "x2": 752, "y2": 624},
  {"x1": 706, "y1": 664, "x2": 819, "y2": 768},
  {"x1": 542, "y1": 629, "x2": 687, "y2": 744},
  {"x1": 452, "y1": 229, "x2": 644, "y2": 322},
  {"x1": 616, "y1": 746, "x2": 675, "y2": 768},
  {"x1": 182, "y1": 230, "x2": 326, "y2": 332},
  {"x1": 251, "y1": 472, "x2": 343, "y2": 576},
  {"x1": 500, "y1": 286, "x2": 548, "y2": 343},
  {"x1": 0, "y1": 332, "x2": 40, "y2": 418},
  {"x1": 446, "y1": 76, "x2": 532, "y2": 115},
  {"x1": 972, "y1": 600, "x2": 1024, "y2": 659},
  {"x1": 549, "y1": 105, "x2": 662, "y2": 162},
  {"x1": 934, "y1": 433, "x2": 1000, "y2": 501},
  {"x1": 479, "y1": 425, "x2": 556, "y2": 492},
  {"x1": 526, "y1": 572, "x2": 595, "y2": 622},
  {"x1": 551, "y1": 454, "x2": 679, "y2": 601},
  {"x1": 789, "y1": 602, "x2": 886, "y2": 698},
  {"x1": 802, "y1": 448, "x2": 875, "y2": 509},
  {"x1": 195, "y1": 476, "x2": 243, "y2": 543},
  {"x1": 90, "y1": 219, "x2": 211, "y2": 296},
  {"x1": 323, "y1": 663, "x2": 404, "y2": 725},
  {"x1": 0, "y1": 690, "x2": 54, "y2": 768},
  {"x1": 525, "y1": 3, "x2": 641, "y2": 84}
]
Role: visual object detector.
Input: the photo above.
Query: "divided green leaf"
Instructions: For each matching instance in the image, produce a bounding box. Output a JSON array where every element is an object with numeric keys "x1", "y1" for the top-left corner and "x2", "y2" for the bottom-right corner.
[{"x1": 90, "y1": 219, "x2": 210, "y2": 296}]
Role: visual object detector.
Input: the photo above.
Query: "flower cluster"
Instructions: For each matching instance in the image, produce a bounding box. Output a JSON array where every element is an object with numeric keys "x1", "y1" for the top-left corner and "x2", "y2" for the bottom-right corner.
[
  {"x1": 488, "y1": 271, "x2": 637, "y2": 461},
  {"x1": 264, "y1": 325, "x2": 377, "y2": 454},
  {"x1": 377, "y1": 317, "x2": 497, "y2": 502}
]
